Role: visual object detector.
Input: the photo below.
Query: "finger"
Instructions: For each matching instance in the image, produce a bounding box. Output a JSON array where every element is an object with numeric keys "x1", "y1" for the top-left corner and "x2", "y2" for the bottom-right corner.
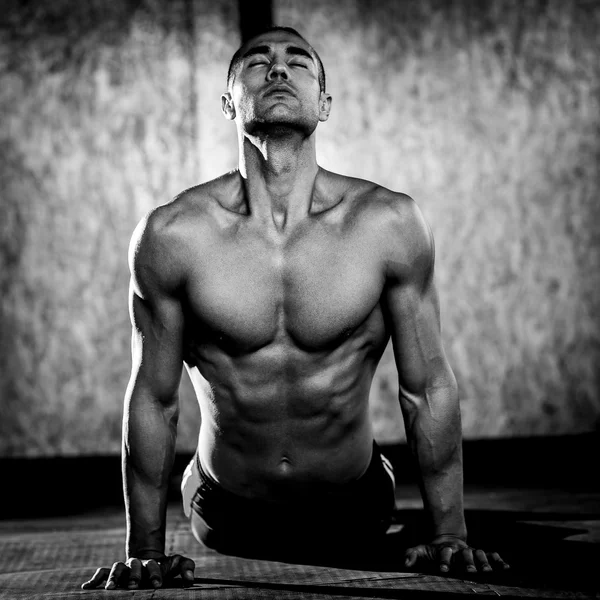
[
  {"x1": 475, "y1": 549, "x2": 492, "y2": 572},
  {"x1": 106, "y1": 562, "x2": 128, "y2": 590},
  {"x1": 439, "y1": 546, "x2": 453, "y2": 573},
  {"x1": 81, "y1": 567, "x2": 110, "y2": 589},
  {"x1": 162, "y1": 554, "x2": 183, "y2": 576},
  {"x1": 404, "y1": 549, "x2": 418, "y2": 569},
  {"x1": 161, "y1": 554, "x2": 195, "y2": 585},
  {"x1": 161, "y1": 554, "x2": 187, "y2": 578},
  {"x1": 125, "y1": 558, "x2": 142, "y2": 589},
  {"x1": 178, "y1": 557, "x2": 196, "y2": 586},
  {"x1": 461, "y1": 548, "x2": 476, "y2": 573},
  {"x1": 489, "y1": 551, "x2": 511, "y2": 570},
  {"x1": 143, "y1": 559, "x2": 163, "y2": 588}
]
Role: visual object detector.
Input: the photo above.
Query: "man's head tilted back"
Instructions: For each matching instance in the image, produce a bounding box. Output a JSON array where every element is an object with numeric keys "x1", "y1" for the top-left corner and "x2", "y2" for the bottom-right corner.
[
  {"x1": 227, "y1": 26, "x2": 327, "y2": 93},
  {"x1": 221, "y1": 26, "x2": 331, "y2": 136}
]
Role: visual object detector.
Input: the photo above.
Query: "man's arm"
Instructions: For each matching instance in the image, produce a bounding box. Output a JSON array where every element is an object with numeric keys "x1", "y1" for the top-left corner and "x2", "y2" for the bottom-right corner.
[
  {"x1": 381, "y1": 194, "x2": 508, "y2": 574},
  {"x1": 82, "y1": 208, "x2": 195, "y2": 590},
  {"x1": 123, "y1": 210, "x2": 185, "y2": 560},
  {"x1": 382, "y1": 195, "x2": 465, "y2": 541}
]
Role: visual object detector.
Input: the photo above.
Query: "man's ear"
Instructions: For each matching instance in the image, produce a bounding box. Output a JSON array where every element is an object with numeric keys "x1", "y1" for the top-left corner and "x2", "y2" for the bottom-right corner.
[
  {"x1": 318, "y1": 92, "x2": 332, "y2": 122},
  {"x1": 221, "y1": 92, "x2": 236, "y2": 120}
]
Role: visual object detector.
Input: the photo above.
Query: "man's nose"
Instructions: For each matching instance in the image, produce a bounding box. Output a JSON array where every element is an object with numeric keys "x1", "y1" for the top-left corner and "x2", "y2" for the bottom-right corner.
[{"x1": 267, "y1": 61, "x2": 289, "y2": 81}]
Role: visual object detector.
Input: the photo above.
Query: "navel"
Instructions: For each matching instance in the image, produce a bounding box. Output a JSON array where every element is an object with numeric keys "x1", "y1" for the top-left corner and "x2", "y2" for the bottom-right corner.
[{"x1": 278, "y1": 455, "x2": 293, "y2": 473}]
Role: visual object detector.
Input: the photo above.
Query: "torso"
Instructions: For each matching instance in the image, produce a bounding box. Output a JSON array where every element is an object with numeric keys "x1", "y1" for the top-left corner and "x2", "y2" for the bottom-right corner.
[{"x1": 167, "y1": 169, "x2": 402, "y2": 501}]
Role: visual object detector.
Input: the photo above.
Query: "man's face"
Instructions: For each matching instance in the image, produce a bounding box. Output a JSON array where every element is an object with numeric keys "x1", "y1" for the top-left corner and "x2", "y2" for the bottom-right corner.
[{"x1": 223, "y1": 30, "x2": 331, "y2": 136}]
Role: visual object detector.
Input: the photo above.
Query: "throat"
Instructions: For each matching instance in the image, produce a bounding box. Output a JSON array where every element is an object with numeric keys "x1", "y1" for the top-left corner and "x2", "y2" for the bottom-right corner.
[
  {"x1": 239, "y1": 136, "x2": 320, "y2": 229},
  {"x1": 272, "y1": 209, "x2": 289, "y2": 232}
]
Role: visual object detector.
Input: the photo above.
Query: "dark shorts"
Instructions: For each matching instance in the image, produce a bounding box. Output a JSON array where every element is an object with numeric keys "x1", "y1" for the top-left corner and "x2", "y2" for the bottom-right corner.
[{"x1": 185, "y1": 442, "x2": 396, "y2": 561}]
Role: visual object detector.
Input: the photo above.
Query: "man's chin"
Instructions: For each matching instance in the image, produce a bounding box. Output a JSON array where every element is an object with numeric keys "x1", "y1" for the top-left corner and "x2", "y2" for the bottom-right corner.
[
  {"x1": 248, "y1": 118, "x2": 316, "y2": 138},
  {"x1": 263, "y1": 104, "x2": 301, "y2": 123}
]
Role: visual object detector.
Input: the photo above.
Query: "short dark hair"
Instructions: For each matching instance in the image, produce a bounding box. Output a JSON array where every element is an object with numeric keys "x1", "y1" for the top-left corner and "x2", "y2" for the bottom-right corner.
[{"x1": 227, "y1": 26, "x2": 326, "y2": 93}]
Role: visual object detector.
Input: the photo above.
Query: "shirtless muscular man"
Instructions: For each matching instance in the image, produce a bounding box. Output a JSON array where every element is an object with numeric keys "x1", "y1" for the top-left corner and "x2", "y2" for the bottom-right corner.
[{"x1": 83, "y1": 26, "x2": 508, "y2": 591}]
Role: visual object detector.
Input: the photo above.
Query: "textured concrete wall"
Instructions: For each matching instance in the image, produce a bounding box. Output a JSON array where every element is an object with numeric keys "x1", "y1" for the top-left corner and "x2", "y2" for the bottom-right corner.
[
  {"x1": 277, "y1": 0, "x2": 600, "y2": 441},
  {"x1": 0, "y1": 0, "x2": 238, "y2": 455},
  {"x1": 0, "y1": 0, "x2": 598, "y2": 456}
]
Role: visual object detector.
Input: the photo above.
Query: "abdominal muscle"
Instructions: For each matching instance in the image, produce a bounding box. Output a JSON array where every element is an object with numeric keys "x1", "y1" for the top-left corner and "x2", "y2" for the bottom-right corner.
[{"x1": 187, "y1": 347, "x2": 378, "y2": 503}]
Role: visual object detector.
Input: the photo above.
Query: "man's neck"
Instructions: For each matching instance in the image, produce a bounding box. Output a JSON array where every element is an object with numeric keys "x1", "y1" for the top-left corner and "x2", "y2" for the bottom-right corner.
[{"x1": 238, "y1": 129, "x2": 319, "y2": 231}]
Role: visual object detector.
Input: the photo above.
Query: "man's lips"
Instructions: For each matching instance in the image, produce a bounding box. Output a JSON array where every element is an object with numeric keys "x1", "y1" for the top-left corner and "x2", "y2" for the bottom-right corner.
[{"x1": 264, "y1": 85, "x2": 295, "y2": 97}]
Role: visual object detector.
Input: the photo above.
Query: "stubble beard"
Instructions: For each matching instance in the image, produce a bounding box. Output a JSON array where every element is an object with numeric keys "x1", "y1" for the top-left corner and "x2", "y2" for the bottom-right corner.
[{"x1": 243, "y1": 99, "x2": 318, "y2": 139}]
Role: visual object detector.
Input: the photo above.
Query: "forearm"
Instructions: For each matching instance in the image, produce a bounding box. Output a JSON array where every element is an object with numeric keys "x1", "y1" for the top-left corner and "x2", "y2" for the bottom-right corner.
[
  {"x1": 401, "y1": 383, "x2": 467, "y2": 540},
  {"x1": 122, "y1": 387, "x2": 179, "y2": 559}
]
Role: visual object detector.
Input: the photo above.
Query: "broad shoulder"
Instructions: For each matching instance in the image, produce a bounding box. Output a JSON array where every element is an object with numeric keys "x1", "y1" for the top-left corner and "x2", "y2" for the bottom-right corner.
[
  {"x1": 128, "y1": 171, "x2": 239, "y2": 295},
  {"x1": 369, "y1": 188, "x2": 434, "y2": 284},
  {"x1": 366, "y1": 186, "x2": 432, "y2": 255},
  {"x1": 329, "y1": 173, "x2": 434, "y2": 281},
  {"x1": 326, "y1": 171, "x2": 431, "y2": 244}
]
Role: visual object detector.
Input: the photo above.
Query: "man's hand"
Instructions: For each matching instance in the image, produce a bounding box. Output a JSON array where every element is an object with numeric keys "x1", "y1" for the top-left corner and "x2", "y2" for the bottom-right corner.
[
  {"x1": 81, "y1": 554, "x2": 195, "y2": 590},
  {"x1": 404, "y1": 536, "x2": 510, "y2": 575}
]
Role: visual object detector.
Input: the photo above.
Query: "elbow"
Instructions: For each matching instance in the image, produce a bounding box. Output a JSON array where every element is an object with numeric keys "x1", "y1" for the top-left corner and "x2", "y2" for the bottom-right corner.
[
  {"x1": 398, "y1": 387, "x2": 425, "y2": 422},
  {"x1": 124, "y1": 386, "x2": 180, "y2": 442},
  {"x1": 126, "y1": 374, "x2": 180, "y2": 409},
  {"x1": 399, "y1": 379, "x2": 461, "y2": 435},
  {"x1": 399, "y1": 376, "x2": 458, "y2": 410}
]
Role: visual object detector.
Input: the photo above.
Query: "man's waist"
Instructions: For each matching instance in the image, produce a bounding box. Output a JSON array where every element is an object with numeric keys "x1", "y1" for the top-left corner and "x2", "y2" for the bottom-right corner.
[{"x1": 196, "y1": 434, "x2": 376, "y2": 503}]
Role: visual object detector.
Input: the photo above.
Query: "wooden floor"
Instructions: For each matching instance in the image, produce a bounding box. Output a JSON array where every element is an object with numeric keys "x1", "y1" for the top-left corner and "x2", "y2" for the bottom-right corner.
[{"x1": 0, "y1": 484, "x2": 598, "y2": 599}]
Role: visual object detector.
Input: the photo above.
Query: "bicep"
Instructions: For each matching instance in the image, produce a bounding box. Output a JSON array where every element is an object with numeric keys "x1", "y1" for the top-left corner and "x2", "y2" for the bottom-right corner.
[
  {"x1": 385, "y1": 275, "x2": 453, "y2": 400},
  {"x1": 127, "y1": 214, "x2": 185, "y2": 402},
  {"x1": 129, "y1": 279, "x2": 184, "y2": 401},
  {"x1": 381, "y1": 197, "x2": 456, "y2": 407}
]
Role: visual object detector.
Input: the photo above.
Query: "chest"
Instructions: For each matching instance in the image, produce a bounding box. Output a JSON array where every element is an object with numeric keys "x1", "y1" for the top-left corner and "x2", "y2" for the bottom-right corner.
[{"x1": 184, "y1": 223, "x2": 385, "y2": 350}]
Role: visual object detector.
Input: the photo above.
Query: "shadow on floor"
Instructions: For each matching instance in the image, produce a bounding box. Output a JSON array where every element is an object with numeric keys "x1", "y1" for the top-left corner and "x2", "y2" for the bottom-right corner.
[
  {"x1": 223, "y1": 508, "x2": 600, "y2": 595},
  {"x1": 385, "y1": 509, "x2": 599, "y2": 593}
]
